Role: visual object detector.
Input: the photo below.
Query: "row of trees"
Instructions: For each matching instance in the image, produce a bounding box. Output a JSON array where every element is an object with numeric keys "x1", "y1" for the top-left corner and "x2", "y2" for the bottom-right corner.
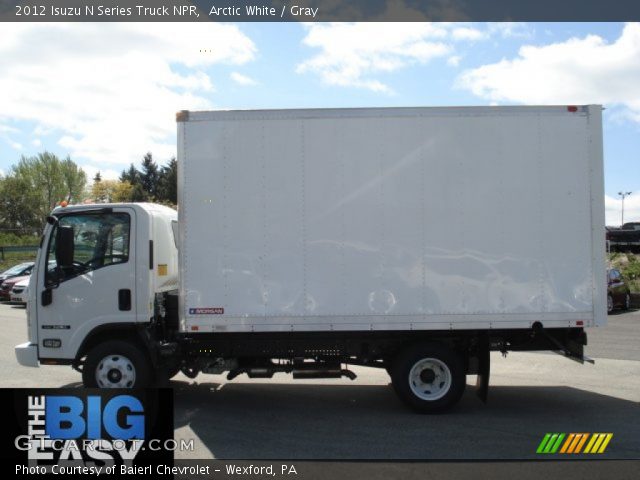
[
  {"x1": 0, "y1": 152, "x2": 176, "y2": 233},
  {"x1": 93, "y1": 153, "x2": 177, "y2": 205}
]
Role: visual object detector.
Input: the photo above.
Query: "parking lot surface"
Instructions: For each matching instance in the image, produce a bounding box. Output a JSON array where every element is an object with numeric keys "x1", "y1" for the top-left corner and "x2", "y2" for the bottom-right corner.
[{"x1": 1, "y1": 303, "x2": 638, "y2": 460}]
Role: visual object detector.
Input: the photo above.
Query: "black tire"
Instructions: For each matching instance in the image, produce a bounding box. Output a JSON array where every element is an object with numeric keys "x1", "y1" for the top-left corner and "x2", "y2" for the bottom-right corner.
[
  {"x1": 82, "y1": 340, "x2": 152, "y2": 388},
  {"x1": 391, "y1": 343, "x2": 466, "y2": 413},
  {"x1": 607, "y1": 294, "x2": 614, "y2": 314}
]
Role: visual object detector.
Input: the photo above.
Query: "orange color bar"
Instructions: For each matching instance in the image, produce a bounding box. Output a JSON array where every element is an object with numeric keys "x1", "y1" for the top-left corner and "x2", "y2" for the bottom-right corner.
[
  {"x1": 574, "y1": 433, "x2": 589, "y2": 453},
  {"x1": 560, "y1": 434, "x2": 576, "y2": 454},
  {"x1": 567, "y1": 434, "x2": 583, "y2": 453}
]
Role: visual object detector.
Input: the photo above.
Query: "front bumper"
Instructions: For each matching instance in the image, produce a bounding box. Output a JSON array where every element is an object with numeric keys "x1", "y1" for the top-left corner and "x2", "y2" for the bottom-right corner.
[{"x1": 15, "y1": 342, "x2": 39, "y2": 367}]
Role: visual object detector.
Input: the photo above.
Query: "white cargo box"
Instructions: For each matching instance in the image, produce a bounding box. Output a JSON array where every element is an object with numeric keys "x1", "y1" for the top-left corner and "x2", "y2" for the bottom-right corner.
[{"x1": 177, "y1": 106, "x2": 606, "y2": 333}]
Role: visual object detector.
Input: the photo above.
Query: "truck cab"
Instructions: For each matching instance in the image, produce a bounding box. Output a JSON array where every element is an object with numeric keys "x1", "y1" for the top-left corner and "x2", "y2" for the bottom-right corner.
[{"x1": 15, "y1": 203, "x2": 178, "y2": 387}]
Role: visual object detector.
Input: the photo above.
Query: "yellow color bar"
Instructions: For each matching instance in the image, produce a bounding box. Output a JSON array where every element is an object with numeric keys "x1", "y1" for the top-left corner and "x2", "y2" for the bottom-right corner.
[
  {"x1": 597, "y1": 434, "x2": 613, "y2": 453},
  {"x1": 584, "y1": 434, "x2": 598, "y2": 453},
  {"x1": 589, "y1": 434, "x2": 606, "y2": 453}
]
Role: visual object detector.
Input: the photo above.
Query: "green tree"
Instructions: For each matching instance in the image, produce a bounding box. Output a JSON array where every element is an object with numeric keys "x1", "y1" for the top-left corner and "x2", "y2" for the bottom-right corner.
[
  {"x1": 140, "y1": 152, "x2": 159, "y2": 200},
  {"x1": 0, "y1": 152, "x2": 86, "y2": 231},
  {"x1": 119, "y1": 153, "x2": 178, "y2": 204},
  {"x1": 61, "y1": 157, "x2": 87, "y2": 202},
  {"x1": 0, "y1": 175, "x2": 41, "y2": 233},
  {"x1": 91, "y1": 180, "x2": 134, "y2": 203},
  {"x1": 157, "y1": 157, "x2": 177, "y2": 205},
  {"x1": 120, "y1": 163, "x2": 139, "y2": 184},
  {"x1": 120, "y1": 162, "x2": 147, "y2": 201}
]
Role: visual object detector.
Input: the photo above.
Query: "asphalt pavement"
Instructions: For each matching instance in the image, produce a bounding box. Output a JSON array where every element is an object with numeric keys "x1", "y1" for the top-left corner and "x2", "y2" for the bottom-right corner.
[{"x1": 1, "y1": 303, "x2": 638, "y2": 460}]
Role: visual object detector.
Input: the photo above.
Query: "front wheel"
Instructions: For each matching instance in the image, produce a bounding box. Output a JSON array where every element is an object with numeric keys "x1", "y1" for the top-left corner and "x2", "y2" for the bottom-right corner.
[
  {"x1": 607, "y1": 294, "x2": 614, "y2": 314},
  {"x1": 391, "y1": 343, "x2": 466, "y2": 413},
  {"x1": 82, "y1": 340, "x2": 152, "y2": 388}
]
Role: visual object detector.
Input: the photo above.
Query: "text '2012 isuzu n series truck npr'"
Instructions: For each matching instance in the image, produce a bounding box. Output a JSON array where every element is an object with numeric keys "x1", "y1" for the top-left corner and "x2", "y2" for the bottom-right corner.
[{"x1": 15, "y1": 106, "x2": 606, "y2": 412}]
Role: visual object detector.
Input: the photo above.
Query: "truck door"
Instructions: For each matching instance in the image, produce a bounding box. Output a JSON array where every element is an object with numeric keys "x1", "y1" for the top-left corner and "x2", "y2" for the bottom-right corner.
[{"x1": 36, "y1": 208, "x2": 137, "y2": 361}]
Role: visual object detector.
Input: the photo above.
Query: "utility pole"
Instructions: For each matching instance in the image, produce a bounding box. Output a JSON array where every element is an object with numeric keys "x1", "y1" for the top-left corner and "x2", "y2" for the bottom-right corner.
[{"x1": 618, "y1": 191, "x2": 632, "y2": 226}]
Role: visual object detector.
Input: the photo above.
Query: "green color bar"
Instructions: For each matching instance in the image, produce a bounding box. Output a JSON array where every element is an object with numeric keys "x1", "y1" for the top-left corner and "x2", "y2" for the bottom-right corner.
[
  {"x1": 537, "y1": 433, "x2": 552, "y2": 453},
  {"x1": 550, "y1": 433, "x2": 566, "y2": 453},
  {"x1": 543, "y1": 434, "x2": 559, "y2": 453}
]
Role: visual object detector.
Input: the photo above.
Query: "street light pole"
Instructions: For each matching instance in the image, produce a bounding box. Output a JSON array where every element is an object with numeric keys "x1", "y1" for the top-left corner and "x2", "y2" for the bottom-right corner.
[{"x1": 618, "y1": 191, "x2": 632, "y2": 226}]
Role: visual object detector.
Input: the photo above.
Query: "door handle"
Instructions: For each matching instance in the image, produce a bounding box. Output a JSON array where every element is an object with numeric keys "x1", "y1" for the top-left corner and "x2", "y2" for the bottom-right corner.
[
  {"x1": 118, "y1": 289, "x2": 131, "y2": 311},
  {"x1": 41, "y1": 288, "x2": 53, "y2": 306}
]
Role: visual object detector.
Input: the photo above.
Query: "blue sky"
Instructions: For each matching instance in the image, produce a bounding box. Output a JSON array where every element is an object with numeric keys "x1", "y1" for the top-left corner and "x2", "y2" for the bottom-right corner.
[{"x1": 0, "y1": 22, "x2": 638, "y2": 223}]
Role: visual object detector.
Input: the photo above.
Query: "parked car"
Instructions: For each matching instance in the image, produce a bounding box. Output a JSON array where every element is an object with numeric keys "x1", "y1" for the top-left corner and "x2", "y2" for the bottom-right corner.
[
  {"x1": 607, "y1": 268, "x2": 631, "y2": 313},
  {"x1": 0, "y1": 262, "x2": 34, "y2": 283},
  {"x1": 0, "y1": 274, "x2": 29, "y2": 301},
  {"x1": 10, "y1": 277, "x2": 29, "y2": 305}
]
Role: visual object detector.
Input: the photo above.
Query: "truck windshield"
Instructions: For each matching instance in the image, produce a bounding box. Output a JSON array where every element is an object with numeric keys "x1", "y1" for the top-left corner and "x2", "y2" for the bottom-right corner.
[{"x1": 45, "y1": 213, "x2": 130, "y2": 285}]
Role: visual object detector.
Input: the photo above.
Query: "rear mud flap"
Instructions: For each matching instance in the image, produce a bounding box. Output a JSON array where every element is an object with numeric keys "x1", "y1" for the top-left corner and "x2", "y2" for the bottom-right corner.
[{"x1": 475, "y1": 336, "x2": 490, "y2": 403}]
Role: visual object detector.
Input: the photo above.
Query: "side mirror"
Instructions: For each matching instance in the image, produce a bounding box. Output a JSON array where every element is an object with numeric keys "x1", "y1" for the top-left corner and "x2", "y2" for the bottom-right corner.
[{"x1": 55, "y1": 226, "x2": 74, "y2": 268}]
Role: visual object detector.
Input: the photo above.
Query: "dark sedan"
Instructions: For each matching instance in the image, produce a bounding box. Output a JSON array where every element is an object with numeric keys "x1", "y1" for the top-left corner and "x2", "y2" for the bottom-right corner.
[{"x1": 607, "y1": 268, "x2": 631, "y2": 313}]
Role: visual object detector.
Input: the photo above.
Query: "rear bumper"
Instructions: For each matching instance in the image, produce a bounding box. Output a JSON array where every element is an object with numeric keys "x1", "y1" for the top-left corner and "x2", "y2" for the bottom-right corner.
[{"x1": 15, "y1": 342, "x2": 39, "y2": 367}]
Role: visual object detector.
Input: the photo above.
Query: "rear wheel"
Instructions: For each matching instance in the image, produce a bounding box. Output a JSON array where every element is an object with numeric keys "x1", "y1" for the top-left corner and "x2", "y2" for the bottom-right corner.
[
  {"x1": 607, "y1": 294, "x2": 614, "y2": 314},
  {"x1": 391, "y1": 343, "x2": 465, "y2": 413},
  {"x1": 82, "y1": 340, "x2": 152, "y2": 388}
]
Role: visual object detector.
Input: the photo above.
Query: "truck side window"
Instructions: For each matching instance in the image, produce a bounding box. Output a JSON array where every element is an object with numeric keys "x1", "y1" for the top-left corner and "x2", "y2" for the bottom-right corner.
[{"x1": 45, "y1": 213, "x2": 130, "y2": 285}]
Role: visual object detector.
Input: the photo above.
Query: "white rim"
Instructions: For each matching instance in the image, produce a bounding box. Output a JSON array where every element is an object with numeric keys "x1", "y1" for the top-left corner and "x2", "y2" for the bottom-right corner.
[
  {"x1": 625, "y1": 294, "x2": 630, "y2": 309},
  {"x1": 607, "y1": 296, "x2": 613, "y2": 313},
  {"x1": 408, "y1": 358, "x2": 452, "y2": 401},
  {"x1": 95, "y1": 355, "x2": 136, "y2": 388}
]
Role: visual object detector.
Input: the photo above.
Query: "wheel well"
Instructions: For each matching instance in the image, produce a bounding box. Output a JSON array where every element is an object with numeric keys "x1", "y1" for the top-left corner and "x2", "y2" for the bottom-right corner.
[
  {"x1": 75, "y1": 324, "x2": 151, "y2": 365},
  {"x1": 388, "y1": 338, "x2": 473, "y2": 368}
]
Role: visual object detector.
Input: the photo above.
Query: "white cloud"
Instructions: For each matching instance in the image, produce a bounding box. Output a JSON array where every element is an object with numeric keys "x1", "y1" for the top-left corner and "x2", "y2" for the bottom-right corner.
[
  {"x1": 487, "y1": 23, "x2": 532, "y2": 39},
  {"x1": 81, "y1": 165, "x2": 121, "y2": 183},
  {"x1": 32, "y1": 139, "x2": 41, "y2": 147},
  {"x1": 0, "y1": 124, "x2": 19, "y2": 134},
  {"x1": 296, "y1": 22, "x2": 521, "y2": 93},
  {"x1": 0, "y1": 23, "x2": 256, "y2": 166},
  {"x1": 451, "y1": 27, "x2": 486, "y2": 42},
  {"x1": 296, "y1": 23, "x2": 452, "y2": 93},
  {"x1": 457, "y1": 23, "x2": 640, "y2": 122},
  {"x1": 230, "y1": 71, "x2": 258, "y2": 86},
  {"x1": 6, "y1": 139, "x2": 22, "y2": 150},
  {"x1": 605, "y1": 194, "x2": 640, "y2": 226},
  {"x1": 447, "y1": 55, "x2": 462, "y2": 67}
]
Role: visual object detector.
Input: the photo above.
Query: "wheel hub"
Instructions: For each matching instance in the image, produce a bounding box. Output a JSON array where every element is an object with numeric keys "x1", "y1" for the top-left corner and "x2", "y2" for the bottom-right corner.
[
  {"x1": 107, "y1": 369, "x2": 122, "y2": 383},
  {"x1": 420, "y1": 368, "x2": 436, "y2": 384},
  {"x1": 408, "y1": 358, "x2": 452, "y2": 401},
  {"x1": 95, "y1": 355, "x2": 136, "y2": 388}
]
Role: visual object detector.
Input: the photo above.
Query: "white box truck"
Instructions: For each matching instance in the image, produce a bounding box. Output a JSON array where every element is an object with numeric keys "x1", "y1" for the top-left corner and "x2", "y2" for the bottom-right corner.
[{"x1": 15, "y1": 105, "x2": 606, "y2": 412}]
